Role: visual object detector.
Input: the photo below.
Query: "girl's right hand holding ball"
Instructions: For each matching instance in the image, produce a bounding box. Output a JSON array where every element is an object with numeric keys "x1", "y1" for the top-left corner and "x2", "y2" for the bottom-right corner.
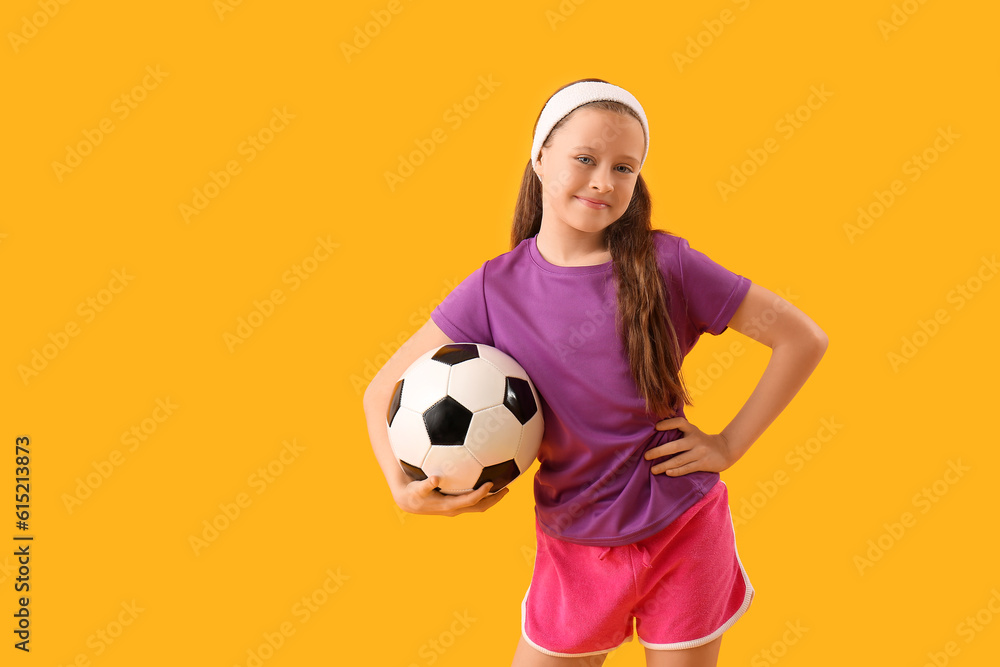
[{"x1": 393, "y1": 476, "x2": 510, "y2": 517}]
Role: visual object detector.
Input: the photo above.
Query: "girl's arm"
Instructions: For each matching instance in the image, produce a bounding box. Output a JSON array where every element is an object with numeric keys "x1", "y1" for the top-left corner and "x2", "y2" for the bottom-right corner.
[
  {"x1": 716, "y1": 282, "x2": 829, "y2": 462},
  {"x1": 647, "y1": 283, "x2": 828, "y2": 476}
]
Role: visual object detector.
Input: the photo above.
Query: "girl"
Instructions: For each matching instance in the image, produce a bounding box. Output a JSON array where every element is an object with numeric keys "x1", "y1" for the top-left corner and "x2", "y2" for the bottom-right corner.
[{"x1": 363, "y1": 78, "x2": 828, "y2": 667}]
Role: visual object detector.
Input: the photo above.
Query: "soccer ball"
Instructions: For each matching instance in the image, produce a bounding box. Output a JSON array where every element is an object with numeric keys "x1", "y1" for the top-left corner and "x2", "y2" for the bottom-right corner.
[{"x1": 386, "y1": 343, "x2": 544, "y2": 495}]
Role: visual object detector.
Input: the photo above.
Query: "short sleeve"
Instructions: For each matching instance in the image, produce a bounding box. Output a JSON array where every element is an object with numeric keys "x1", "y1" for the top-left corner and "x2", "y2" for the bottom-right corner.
[
  {"x1": 677, "y1": 238, "x2": 751, "y2": 336},
  {"x1": 430, "y1": 261, "x2": 495, "y2": 345}
]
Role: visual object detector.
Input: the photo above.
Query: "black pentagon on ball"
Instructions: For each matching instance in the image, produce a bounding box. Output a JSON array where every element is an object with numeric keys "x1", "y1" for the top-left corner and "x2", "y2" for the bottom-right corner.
[
  {"x1": 475, "y1": 459, "x2": 521, "y2": 492},
  {"x1": 398, "y1": 459, "x2": 427, "y2": 481},
  {"x1": 423, "y1": 396, "x2": 473, "y2": 445},
  {"x1": 387, "y1": 379, "x2": 404, "y2": 426},
  {"x1": 431, "y1": 343, "x2": 480, "y2": 366},
  {"x1": 504, "y1": 376, "x2": 537, "y2": 425}
]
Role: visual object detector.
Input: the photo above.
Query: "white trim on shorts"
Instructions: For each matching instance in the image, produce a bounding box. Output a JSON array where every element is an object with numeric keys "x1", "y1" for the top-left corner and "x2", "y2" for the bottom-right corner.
[{"x1": 638, "y1": 480, "x2": 755, "y2": 651}]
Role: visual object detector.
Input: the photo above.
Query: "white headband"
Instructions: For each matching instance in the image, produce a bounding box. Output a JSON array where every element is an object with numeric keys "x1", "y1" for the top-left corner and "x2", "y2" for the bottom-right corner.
[{"x1": 531, "y1": 81, "x2": 649, "y2": 175}]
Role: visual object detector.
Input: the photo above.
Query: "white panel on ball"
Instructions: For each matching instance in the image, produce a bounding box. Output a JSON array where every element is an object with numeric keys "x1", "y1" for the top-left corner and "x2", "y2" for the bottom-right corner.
[
  {"x1": 387, "y1": 406, "x2": 432, "y2": 467},
  {"x1": 422, "y1": 444, "x2": 483, "y2": 495},
  {"x1": 465, "y1": 405, "x2": 523, "y2": 466},
  {"x1": 448, "y1": 359, "x2": 506, "y2": 412},
  {"x1": 397, "y1": 359, "x2": 451, "y2": 413}
]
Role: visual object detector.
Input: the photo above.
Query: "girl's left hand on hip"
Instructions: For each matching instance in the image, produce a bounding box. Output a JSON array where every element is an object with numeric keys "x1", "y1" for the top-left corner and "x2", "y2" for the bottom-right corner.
[{"x1": 644, "y1": 416, "x2": 734, "y2": 476}]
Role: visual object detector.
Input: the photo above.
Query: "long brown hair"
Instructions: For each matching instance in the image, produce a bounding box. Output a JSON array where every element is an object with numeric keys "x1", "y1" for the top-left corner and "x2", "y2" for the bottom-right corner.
[{"x1": 510, "y1": 78, "x2": 692, "y2": 417}]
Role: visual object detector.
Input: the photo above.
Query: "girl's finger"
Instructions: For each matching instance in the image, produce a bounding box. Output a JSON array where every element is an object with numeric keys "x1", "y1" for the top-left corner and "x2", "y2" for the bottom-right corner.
[
  {"x1": 442, "y1": 483, "x2": 490, "y2": 513},
  {"x1": 480, "y1": 487, "x2": 508, "y2": 509},
  {"x1": 666, "y1": 460, "x2": 699, "y2": 476},
  {"x1": 655, "y1": 417, "x2": 685, "y2": 430},
  {"x1": 419, "y1": 476, "x2": 440, "y2": 496},
  {"x1": 645, "y1": 443, "x2": 683, "y2": 461},
  {"x1": 469, "y1": 482, "x2": 494, "y2": 502},
  {"x1": 655, "y1": 453, "x2": 693, "y2": 474}
]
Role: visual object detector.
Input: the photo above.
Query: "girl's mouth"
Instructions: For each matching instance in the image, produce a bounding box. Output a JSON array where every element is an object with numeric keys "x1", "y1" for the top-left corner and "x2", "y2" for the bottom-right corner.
[{"x1": 576, "y1": 196, "x2": 609, "y2": 209}]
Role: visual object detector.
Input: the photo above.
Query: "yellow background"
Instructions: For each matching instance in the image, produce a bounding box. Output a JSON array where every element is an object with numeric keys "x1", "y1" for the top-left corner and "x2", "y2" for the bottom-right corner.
[{"x1": 2, "y1": 0, "x2": 998, "y2": 664}]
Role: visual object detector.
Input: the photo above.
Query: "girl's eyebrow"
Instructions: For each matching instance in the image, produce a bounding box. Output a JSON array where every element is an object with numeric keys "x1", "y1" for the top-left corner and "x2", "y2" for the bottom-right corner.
[{"x1": 571, "y1": 145, "x2": 639, "y2": 163}]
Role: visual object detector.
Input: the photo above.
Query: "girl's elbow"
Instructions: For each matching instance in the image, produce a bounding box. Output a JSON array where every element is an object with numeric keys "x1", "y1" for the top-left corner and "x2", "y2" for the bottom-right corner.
[
  {"x1": 773, "y1": 322, "x2": 828, "y2": 356},
  {"x1": 792, "y1": 311, "x2": 828, "y2": 355},
  {"x1": 811, "y1": 327, "x2": 829, "y2": 353},
  {"x1": 796, "y1": 325, "x2": 829, "y2": 366}
]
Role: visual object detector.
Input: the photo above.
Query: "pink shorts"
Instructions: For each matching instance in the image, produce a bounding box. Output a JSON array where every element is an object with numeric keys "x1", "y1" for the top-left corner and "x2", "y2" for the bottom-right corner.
[{"x1": 521, "y1": 479, "x2": 753, "y2": 657}]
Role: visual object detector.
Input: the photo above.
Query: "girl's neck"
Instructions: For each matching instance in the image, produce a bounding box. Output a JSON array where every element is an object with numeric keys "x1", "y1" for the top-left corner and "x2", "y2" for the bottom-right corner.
[{"x1": 535, "y1": 225, "x2": 611, "y2": 267}]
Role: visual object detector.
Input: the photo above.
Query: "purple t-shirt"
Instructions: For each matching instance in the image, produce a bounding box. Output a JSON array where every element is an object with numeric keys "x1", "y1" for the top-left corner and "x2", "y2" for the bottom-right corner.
[{"x1": 430, "y1": 231, "x2": 751, "y2": 546}]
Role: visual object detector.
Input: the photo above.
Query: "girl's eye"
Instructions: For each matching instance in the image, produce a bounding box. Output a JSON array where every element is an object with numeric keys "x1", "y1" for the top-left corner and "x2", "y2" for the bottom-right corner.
[{"x1": 576, "y1": 156, "x2": 633, "y2": 174}]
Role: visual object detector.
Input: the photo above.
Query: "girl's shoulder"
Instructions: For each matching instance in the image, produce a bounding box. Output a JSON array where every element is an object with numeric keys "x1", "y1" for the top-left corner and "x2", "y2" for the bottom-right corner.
[
  {"x1": 651, "y1": 228, "x2": 685, "y2": 269},
  {"x1": 482, "y1": 235, "x2": 536, "y2": 271},
  {"x1": 651, "y1": 228, "x2": 682, "y2": 248}
]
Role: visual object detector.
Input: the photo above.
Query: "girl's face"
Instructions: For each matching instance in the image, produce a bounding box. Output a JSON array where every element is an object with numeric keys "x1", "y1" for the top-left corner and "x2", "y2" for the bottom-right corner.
[{"x1": 533, "y1": 107, "x2": 645, "y2": 238}]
